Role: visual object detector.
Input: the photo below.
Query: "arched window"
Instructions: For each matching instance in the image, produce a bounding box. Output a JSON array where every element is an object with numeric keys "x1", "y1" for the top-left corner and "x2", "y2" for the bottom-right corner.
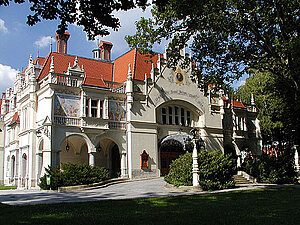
[
  {"x1": 11, "y1": 155, "x2": 15, "y2": 178},
  {"x1": 160, "y1": 106, "x2": 192, "y2": 126}
]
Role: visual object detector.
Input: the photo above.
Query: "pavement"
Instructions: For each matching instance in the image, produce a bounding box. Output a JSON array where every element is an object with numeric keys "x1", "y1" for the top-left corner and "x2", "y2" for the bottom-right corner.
[{"x1": 0, "y1": 178, "x2": 298, "y2": 206}]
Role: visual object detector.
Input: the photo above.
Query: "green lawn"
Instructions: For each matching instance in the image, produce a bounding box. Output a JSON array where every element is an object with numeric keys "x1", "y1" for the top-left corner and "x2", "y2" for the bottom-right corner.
[
  {"x1": 1, "y1": 187, "x2": 299, "y2": 225},
  {"x1": 0, "y1": 185, "x2": 17, "y2": 190}
]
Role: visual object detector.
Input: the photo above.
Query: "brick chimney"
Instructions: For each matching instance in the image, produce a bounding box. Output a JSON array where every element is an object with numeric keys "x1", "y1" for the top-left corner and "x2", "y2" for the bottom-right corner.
[
  {"x1": 99, "y1": 40, "x2": 113, "y2": 60},
  {"x1": 55, "y1": 32, "x2": 70, "y2": 54}
]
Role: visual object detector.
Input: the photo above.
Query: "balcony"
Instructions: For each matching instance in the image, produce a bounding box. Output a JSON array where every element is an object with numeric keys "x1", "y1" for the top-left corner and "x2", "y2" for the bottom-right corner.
[
  {"x1": 54, "y1": 116, "x2": 81, "y2": 126},
  {"x1": 53, "y1": 115, "x2": 125, "y2": 130}
]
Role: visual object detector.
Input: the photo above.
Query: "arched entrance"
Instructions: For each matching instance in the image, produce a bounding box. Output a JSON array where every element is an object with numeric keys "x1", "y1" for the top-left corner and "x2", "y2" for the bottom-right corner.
[
  {"x1": 21, "y1": 153, "x2": 27, "y2": 187},
  {"x1": 11, "y1": 155, "x2": 16, "y2": 183},
  {"x1": 110, "y1": 143, "x2": 121, "y2": 178},
  {"x1": 37, "y1": 140, "x2": 44, "y2": 180},
  {"x1": 60, "y1": 135, "x2": 89, "y2": 165},
  {"x1": 159, "y1": 133, "x2": 195, "y2": 175},
  {"x1": 160, "y1": 139, "x2": 185, "y2": 175}
]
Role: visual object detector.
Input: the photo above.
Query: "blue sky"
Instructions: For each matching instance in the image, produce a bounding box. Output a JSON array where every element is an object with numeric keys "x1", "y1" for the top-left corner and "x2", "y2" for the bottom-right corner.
[{"x1": 0, "y1": 2, "x2": 246, "y2": 94}]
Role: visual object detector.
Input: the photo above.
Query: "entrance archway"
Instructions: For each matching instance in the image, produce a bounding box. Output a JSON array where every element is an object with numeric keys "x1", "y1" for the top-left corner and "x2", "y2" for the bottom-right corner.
[
  {"x1": 60, "y1": 135, "x2": 89, "y2": 165},
  {"x1": 11, "y1": 155, "x2": 15, "y2": 180},
  {"x1": 21, "y1": 153, "x2": 27, "y2": 187},
  {"x1": 110, "y1": 143, "x2": 121, "y2": 178},
  {"x1": 159, "y1": 139, "x2": 185, "y2": 175}
]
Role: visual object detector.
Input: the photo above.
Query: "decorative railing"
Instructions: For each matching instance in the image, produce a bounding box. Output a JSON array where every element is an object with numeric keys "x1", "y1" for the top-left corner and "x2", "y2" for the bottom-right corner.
[
  {"x1": 82, "y1": 117, "x2": 108, "y2": 129},
  {"x1": 105, "y1": 81, "x2": 125, "y2": 94},
  {"x1": 108, "y1": 121, "x2": 126, "y2": 129},
  {"x1": 54, "y1": 116, "x2": 81, "y2": 126},
  {"x1": 53, "y1": 116, "x2": 125, "y2": 130},
  {"x1": 51, "y1": 74, "x2": 81, "y2": 87}
]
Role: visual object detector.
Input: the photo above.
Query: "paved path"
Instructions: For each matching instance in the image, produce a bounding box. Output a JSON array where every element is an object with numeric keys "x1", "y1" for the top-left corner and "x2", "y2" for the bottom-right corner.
[{"x1": 0, "y1": 178, "x2": 296, "y2": 206}]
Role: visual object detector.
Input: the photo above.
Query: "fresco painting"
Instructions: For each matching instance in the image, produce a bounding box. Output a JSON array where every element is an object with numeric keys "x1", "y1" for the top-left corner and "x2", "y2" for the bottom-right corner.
[
  {"x1": 54, "y1": 94, "x2": 80, "y2": 117},
  {"x1": 109, "y1": 101, "x2": 125, "y2": 121}
]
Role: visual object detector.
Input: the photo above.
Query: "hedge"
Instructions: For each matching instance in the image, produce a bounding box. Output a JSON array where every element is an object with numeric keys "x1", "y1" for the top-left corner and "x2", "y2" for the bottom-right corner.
[{"x1": 39, "y1": 163, "x2": 109, "y2": 190}]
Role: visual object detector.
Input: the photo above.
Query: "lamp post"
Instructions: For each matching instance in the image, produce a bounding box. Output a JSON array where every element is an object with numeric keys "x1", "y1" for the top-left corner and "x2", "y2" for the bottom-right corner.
[{"x1": 190, "y1": 128, "x2": 199, "y2": 187}]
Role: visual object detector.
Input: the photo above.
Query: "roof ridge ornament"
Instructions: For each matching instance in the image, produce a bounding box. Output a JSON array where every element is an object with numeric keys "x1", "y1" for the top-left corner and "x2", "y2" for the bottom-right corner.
[
  {"x1": 28, "y1": 54, "x2": 33, "y2": 66},
  {"x1": 127, "y1": 64, "x2": 132, "y2": 79},
  {"x1": 74, "y1": 56, "x2": 78, "y2": 67},
  {"x1": 50, "y1": 56, "x2": 55, "y2": 73}
]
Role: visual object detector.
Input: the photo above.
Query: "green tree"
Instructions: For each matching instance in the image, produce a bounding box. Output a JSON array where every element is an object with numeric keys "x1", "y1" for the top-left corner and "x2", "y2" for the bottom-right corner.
[
  {"x1": 236, "y1": 71, "x2": 286, "y2": 137},
  {"x1": 0, "y1": 0, "x2": 148, "y2": 39},
  {"x1": 126, "y1": 0, "x2": 300, "y2": 143}
]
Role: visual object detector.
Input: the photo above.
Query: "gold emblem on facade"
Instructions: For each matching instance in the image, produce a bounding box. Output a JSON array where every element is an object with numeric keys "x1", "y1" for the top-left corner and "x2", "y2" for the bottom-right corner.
[{"x1": 175, "y1": 68, "x2": 184, "y2": 85}]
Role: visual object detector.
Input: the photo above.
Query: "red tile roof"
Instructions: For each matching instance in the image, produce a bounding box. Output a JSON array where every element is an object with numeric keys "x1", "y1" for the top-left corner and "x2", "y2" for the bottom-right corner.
[
  {"x1": 113, "y1": 49, "x2": 162, "y2": 83},
  {"x1": 37, "y1": 52, "x2": 113, "y2": 88},
  {"x1": 22, "y1": 57, "x2": 45, "y2": 74},
  {"x1": 9, "y1": 112, "x2": 20, "y2": 126},
  {"x1": 231, "y1": 100, "x2": 246, "y2": 109},
  {"x1": 0, "y1": 99, "x2": 9, "y2": 115}
]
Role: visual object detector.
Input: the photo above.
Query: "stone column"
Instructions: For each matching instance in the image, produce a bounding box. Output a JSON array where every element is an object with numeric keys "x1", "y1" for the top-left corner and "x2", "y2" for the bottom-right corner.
[
  {"x1": 295, "y1": 146, "x2": 299, "y2": 172},
  {"x1": 192, "y1": 139, "x2": 199, "y2": 187},
  {"x1": 237, "y1": 155, "x2": 242, "y2": 168},
  {"x1": 89, "y1": 152, "x2": 95, "y2": 167},
  {"x1": 121, "y1": 152, "x2": 128, "y2": 178}
]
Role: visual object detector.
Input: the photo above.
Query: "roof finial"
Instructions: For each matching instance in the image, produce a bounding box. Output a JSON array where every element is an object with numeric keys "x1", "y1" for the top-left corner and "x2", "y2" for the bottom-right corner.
[
  {"x1": 127, "y1": 64, "x2": 132, "y2": 78},
  {"x1": 251, "y1": 93, "x2": 255, "y2": 105},
  {"x1": 50, "y1": 36, "x2": 53, "y2": 53},
  {"x1": 74, "y1": 56, "x2": 78, "y2": 67},
  {"x1": 29, "y1": 54, "x2": 33, "y2": 65},
  {"x1": 50, "y1": 56, "x2": 55, "y2": 73}
]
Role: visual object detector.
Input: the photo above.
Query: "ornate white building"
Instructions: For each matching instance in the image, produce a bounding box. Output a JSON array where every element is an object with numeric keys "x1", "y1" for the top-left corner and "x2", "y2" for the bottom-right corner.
[{"x1": 0, "y1": 32, "x2": 262, "y2": 188}]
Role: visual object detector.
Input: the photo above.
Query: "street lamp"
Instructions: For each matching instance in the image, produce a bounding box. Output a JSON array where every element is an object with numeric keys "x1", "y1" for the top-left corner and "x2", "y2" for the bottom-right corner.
[
  {"x1": 190, "y1": 127, "x2": 200, "y2": 187},
  {"x1": 66, "y1": 138, "x2": 70, "y2": 152}
]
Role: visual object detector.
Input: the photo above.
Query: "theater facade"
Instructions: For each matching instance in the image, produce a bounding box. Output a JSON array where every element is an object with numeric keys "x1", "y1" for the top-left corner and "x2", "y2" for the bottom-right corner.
[{"x1": 0, "y1": 32, "x2": 262, "y2": 188}]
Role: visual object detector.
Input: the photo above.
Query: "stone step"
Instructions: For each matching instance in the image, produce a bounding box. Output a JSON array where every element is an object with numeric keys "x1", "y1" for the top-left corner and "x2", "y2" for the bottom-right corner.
[{"x1": 233, "y1": 175, "x2": 252, "y2": 185}]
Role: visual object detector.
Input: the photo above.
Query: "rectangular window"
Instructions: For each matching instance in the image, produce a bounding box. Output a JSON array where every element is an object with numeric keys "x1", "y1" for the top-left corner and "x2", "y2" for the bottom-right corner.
[
  {"x1": 186, "y1": 111, "x2": 191, "y2": 126},
  {"x1": 100, "y1": 100, "x2": 104, "y2": 118},
  {"x1": 85, "y1": 99, "x2": 89, "y2": 117},
  {"x1": 91, "y1": 99, "x2": 98, "y2": 117},
  {"x1": 174, "y1": 107, "x2": 179, "y2": 125},
  {"x1": 168, "y1": 107, "x2": 173, "y2": 125},
  {"x1": 162, "y1": 108, "x2": 167, "y2": 124},
  {"x1": 181, "y1": 108, "x2": 185, "y2": 126}
]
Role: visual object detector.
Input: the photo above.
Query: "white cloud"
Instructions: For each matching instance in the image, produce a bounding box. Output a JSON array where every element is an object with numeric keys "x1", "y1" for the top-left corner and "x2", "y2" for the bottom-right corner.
[
  {"x1": 233, "y1": 79, "x2": 246, "y2": 89},
  {"x1": 34, "y1": 36, "x2": 52, "y2": 48},
  {"x1": 0, "y1": 64, "x2": 18, "y2": 94},
  {"x1": 0, "y1": 19, "x2": 8, "y2": 33}
]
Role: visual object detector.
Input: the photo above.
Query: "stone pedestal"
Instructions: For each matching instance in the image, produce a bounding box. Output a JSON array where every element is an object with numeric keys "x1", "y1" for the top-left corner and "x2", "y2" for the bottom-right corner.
[{"x1": 192, "y1": 139, "x2": 199, "y2": 187}]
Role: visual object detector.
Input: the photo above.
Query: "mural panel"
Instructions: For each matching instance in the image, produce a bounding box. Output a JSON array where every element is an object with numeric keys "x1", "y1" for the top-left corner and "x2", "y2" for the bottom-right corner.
[
  {"x1": 54, "y1": 95, "x2": 80, "y2": 117},
  {"x1": 109, "y1": 101, "x2": 125, "y2": 121}
]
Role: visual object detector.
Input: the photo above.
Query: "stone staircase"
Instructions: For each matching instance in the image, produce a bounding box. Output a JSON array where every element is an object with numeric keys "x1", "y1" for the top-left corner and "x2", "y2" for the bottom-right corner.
[{"x1": 233, "y1": 174, "x2": 253, "y2": 185}]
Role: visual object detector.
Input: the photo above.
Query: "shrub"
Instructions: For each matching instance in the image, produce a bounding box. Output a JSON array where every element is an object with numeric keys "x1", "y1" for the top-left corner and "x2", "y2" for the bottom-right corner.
[
  {"x1": 39, "y1": 163, "x2": 109, "y2": 190},
  {"x1": 38, "y1": 166, "x2": 63, "y2": 190},
  {"x1": 242, "y1": 153, "x2": 298, "y2": 184},
  {"x1": 164, "y1": 152, "x2": 193, "y2": 187},
  {"x1": 164, "y1": 151, "x2": 236, "y2": 190},
  {"x1": 198, "y1": 151, "x2": 236, "y2": 191},
  {"x1": 61, "y1": 163, "x2": 109, "y2": 186}
]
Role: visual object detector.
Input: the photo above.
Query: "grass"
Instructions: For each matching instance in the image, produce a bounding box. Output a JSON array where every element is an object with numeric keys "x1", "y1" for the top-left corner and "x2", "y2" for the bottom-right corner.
[
  {"x1": 0, "y1": 187, "x2": 299, "y2": 225},
  {"x1": 0, "y1": 185, "x2": 17, "y2": 190}
]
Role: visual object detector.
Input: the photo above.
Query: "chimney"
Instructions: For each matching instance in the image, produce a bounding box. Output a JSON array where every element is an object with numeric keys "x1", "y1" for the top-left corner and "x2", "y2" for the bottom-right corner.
[
  {"x1": 55, "y1": 32, "x2": 70, "y2": 54},
  {"x1": 99, "y1": 40, "x2": 113, "y2": 60}
]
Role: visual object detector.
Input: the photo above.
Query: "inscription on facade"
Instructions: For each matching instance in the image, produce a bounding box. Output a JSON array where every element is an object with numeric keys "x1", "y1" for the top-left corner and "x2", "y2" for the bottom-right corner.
[{"x1": 153, "y1": 89, "x2": 205, "y2": 112}]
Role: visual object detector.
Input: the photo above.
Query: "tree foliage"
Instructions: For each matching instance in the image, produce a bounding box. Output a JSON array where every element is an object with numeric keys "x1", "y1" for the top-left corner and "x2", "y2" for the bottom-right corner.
[
  {"x1": 164, "y1": 151, "x2": 236, "y2": 191},
  {"x1": 0, "y1": 0, "x2": 148, "y2": 39},
  {"x1": 236, "y1": 71, "x2": 286, "y2": 136},
  {"x1": 126, "y1": 0, "x2": 300, "y2": 143}
]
